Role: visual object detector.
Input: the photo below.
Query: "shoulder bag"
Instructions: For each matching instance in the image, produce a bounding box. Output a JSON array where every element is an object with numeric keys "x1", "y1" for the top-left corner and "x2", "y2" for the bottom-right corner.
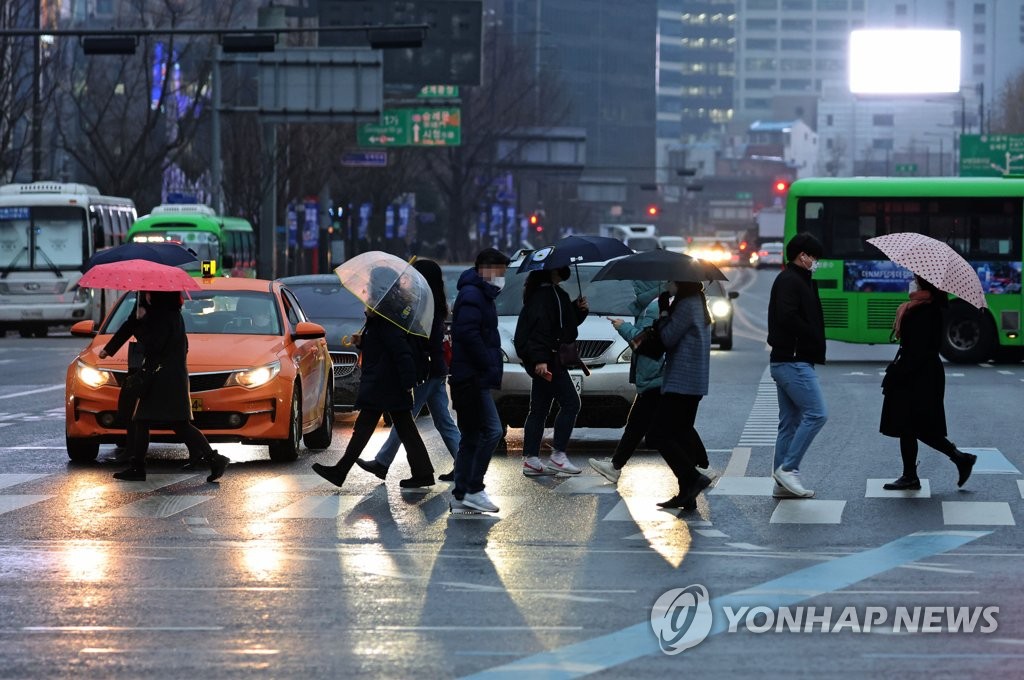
[{"x1": 554, "y1": 289, "x2": 590, "y2": 377}]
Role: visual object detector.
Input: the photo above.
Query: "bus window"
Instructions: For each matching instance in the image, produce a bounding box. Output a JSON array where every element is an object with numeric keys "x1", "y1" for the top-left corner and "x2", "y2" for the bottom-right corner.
[{"x1": 91, "y1": 210, "x2": 105, "y2": 250}]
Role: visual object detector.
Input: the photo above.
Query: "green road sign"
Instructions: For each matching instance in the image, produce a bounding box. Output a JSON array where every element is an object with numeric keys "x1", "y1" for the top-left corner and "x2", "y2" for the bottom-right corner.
[
  {"x1": 960, "y1": 134, "x2": 1024, "y2": 176},
  {"x1": 417, "y1": 85, "x2": 459, "y2": 98},
  {"x1": 894, "y1": 163, "x2": 918, "y2": 174},
  {"x1": 735, "y1": 192, "x2": 752, "y2": 200},
  {"x1": 357, "y1": 108, "x2": 462, "y2": 147}
]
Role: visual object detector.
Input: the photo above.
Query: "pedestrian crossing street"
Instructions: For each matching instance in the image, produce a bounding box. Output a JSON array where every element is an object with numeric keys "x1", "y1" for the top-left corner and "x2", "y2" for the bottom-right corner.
[{"x1": 0, "y1": 446, "x2": 1020, "y2": 532}]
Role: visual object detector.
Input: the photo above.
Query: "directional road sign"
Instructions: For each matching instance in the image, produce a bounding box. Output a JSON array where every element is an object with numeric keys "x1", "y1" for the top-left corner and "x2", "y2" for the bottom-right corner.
[
  {"x1": 341, "y1": 150, "x2": 388, "y2": 167},
  {"x1": 960, "y1": 134, "x2": 1024, "y2": 176},
  {"x1": 357, "y1": 108, "x2": 462, "y2": 147}
]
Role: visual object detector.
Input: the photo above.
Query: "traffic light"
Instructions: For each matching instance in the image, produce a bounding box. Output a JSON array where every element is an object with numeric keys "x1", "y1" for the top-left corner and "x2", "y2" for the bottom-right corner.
[
  {"x1": 646, "y1": 204, "x2": 659, "y2": 217},
  {"x1": 530, "y1": 213, "x2": 543, "y2": 233},
  {"x1": 773, "y1": 179, "x2": 790, "y2": 195}
]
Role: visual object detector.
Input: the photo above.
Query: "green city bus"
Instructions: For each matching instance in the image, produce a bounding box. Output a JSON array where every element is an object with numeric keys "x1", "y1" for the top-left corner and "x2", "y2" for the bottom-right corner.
[
  {"x1": 127, "y1": 204, "x2": 256, "y2": 277},
  {"x1": 785, "y1": 177, "x2": 1024, "y2": 363}
]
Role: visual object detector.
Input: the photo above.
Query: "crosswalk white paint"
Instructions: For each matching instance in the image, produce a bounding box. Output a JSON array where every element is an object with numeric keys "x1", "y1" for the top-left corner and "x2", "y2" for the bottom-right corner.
[
  {"x1": 552, "y1": 475, "x2": 617, "y2": 494},
  {"x1": 961, "y1": 448, "x2": 1021, "y2": 475},
  {"x1": 708, "y1": 476, "x2": 775, "y2": 496},
  {"x1": 941, "y1": 501, "x2": 1016, "y2": 526},
  {"x1": 738, "y1": 365, "x2": 779, "y2": 447},
  {"x1": 770, "y1": 499, "x2": 846, "y2": 524},
  {"x1": 0, "y1": 473, "x2": 48, "y2": 491},
  {"x1": 247, "y1": 474, "x2": 334, "y2": 494},
  {"x1": 103, "y1": 496, "x2": 213, "y2": 518},
  {"x1": 268, "y1": 495, "x2": 364, "y2": 519},
  {"x1": 96, "y1": 474, "x2": 200, "y2": 495},
  {"x1": 0, "y1": 495, "x2": 52, "y2": 515}
]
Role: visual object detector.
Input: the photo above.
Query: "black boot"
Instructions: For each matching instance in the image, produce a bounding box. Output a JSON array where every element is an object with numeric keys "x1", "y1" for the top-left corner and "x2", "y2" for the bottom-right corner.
[
  {"x1": 883, "y1": 475, "x2": 921, "y2": 490},
  {"x1": 354, "y1": 458, "x2": 388, "y2": 480},
  {"x1": 206, "y1": 451, "x2": 229, "y2": 483},
  {"x1": 312, "y1": 462, "x2": 348, "y2": 488},
  {"x1": 658, "y1": 473, "x2": 712, "y2": 509},
  {"x1": 399, "y1": 475, "x2": 436, "y2": 489},
  {"x1": 950, "y1": 449, "x2": 977, "y2": 487},
  {"x1": 113, "y1": 466, "x2": 146, "y2": 481}
]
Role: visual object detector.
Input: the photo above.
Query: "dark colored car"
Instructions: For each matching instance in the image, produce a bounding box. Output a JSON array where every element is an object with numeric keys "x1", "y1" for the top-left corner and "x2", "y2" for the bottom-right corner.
[
  {"x1": 706, "y1": 279, "x2": 739, "y2": 350},
  {"x1": 278, "y1": 275, "x2": 365, "y2": 412}
]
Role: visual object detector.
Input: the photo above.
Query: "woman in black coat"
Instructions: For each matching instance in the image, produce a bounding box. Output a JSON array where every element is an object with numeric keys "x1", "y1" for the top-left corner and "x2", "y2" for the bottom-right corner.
[
  {"x1": 99, "y1": 290, "x2": 229, "y2": 483},
  {"x1": 312, "y1": 274, "x2": 435, "y2": 489},
  {"x1": 880, "y1": 275, "x2": 976, "y2": 490}
]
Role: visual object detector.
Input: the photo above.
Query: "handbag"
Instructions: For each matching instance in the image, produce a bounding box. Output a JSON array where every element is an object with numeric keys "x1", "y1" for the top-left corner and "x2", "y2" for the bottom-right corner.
[
  {"x1": 881, "y1": 349, "x2": 903, "y2": 394},
  {"x1": 554, "y1": 289, "x2": 591, "y2": 377},
  {"x1": 631, "y1": 326, "x2": 666, "y2": 360},
  {"x1": 116, "y1": 364, "x2": 161, "y2": 424}
]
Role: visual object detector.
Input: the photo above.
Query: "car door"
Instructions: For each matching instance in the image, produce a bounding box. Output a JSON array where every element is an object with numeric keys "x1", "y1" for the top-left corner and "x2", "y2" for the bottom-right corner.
[{"x1": 281, "y1": 288, "x2": 325, "y2": 429}]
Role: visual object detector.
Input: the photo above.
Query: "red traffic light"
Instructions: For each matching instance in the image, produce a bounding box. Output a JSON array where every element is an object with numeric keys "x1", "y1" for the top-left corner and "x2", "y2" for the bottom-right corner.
[
  {"x1": 773, "y1": 180, "x2": 789, "y2": 194},
  {"x1": 529, "y1": 214, "x2": 539, "y2": 225},
  {"x1": 646, "y1": 205, "x2": 659, "y2": 216}
]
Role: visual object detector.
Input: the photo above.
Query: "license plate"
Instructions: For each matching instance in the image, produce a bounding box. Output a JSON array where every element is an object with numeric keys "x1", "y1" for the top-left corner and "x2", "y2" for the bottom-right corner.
[
  {"x1": 570, "y1": 375, "x2": 583, "y2": 394},
  {"x1": 190, "y1": 398, "x2": 203, "y2": 411},
  {"x1": 20, "y1": 310, "x2": 42, "y2": 318}
]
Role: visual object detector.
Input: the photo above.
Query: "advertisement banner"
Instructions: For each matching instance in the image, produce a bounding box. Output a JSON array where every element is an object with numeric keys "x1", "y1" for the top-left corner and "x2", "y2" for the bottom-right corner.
[
  {"x1": 302, "y1": 198, "x2": 319, "y2": 249},
  {"x1": 286, "y1": 204, "x2": 298, "y2": 249},
  {"x1": 358, "y1": 203, "x2": 372, "y2": 240},
  {"x1": 385, "y1": 206, "x2": 395, "y2": 239},
  {"x1": 398, "y1": 205, "x2": 410, "y2": 238},
  {"x1": 844, "y1": 259, "x2": 1021, "y2": 294}
]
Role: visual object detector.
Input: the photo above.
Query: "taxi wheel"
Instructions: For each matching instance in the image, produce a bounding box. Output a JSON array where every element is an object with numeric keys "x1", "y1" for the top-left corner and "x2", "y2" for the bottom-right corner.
[
  {"x1": 303, "y1": 380, "x2": 334, "y2": 450},
  {"x1": 66, "y1": 435, "x2": 99, "y2": 463},
  {"x1": 268, "y1": 388, "x2": 302, "y2": 462}
]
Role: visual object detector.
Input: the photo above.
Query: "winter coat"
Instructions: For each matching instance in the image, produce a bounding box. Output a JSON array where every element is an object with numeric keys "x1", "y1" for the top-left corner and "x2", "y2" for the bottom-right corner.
[
  {"x1": 513, "y1": 282, "x2": 588, "y2": 374},
  {"x1": 767, "y1": 263, "x2": 827, "y2": 365},
  {"x1": 450, "y1": 268, "x2": 504, "y2": 390},
  {"x1": 426, "y1": 312, "x2": 449, "y2": 379},
  {"x1": 879, "y1": 301, "x2": 947, "y2": 438},
  {"x1": 355, "y1": 313, "x2": 418, "y2": 412},
  {"x1": 657, "y1": 293, "x2": 711, "y2": 396},
  {"x1": 105, "y1": 307, "x2": 191, "y2": 422},
  {"x1": 614, "y1": 282, "x2": 665, "y2": 393}
]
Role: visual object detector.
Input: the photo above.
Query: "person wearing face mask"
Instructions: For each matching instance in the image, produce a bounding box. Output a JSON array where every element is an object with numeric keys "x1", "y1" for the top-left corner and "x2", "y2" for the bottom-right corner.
[
  {"x1": 514, "y1": 265, "x2": 589, "y2": 476},
  {"x1": 447, "y1": 248, "x2": 510, "y2": 514},
  {"x1": 879, "y1": 275, "x2": 976, "y2": 490},
  {"x1": 766, "y1": 232, "x2": 828, "y2": 499}
]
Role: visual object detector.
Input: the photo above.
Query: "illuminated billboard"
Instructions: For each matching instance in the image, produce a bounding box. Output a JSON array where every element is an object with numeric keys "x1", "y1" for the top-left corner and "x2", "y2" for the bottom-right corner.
[{"x1": 849, "y1": 29, "x2": 961, "y2": 95}]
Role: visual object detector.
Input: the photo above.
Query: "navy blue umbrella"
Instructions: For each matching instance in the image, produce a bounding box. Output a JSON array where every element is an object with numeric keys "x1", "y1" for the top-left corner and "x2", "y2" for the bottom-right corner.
[
  {"x1": 591, "y1": 249, "x2": 728, "y2": 283},
  {"x1": 517, "y1": 234, "x2": 633, "y2": 295},
  {"x1": 84, "y1": 242, "x2": 198, "y2": 272}
]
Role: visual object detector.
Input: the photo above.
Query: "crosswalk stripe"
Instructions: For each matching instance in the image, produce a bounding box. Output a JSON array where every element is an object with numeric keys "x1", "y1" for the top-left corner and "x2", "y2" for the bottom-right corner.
[
  {"x1": 269, "y1": 495, "x2": 363, "y2": 519},
  {"x1": 247, "y1": 474, "x2": 333, "y2": 494},
  {"x1": 0, "y1": 495, "x2": 52, "y2": 515},
  {"x1": 95, "y1": 474, "x2": 199, "y2": 495},
  {"x1": 103, "y1": 496, "x2": 213, "y2": 518},
  {"x1": 0, "y1": 473, "x2": 48, "y2": 490}
]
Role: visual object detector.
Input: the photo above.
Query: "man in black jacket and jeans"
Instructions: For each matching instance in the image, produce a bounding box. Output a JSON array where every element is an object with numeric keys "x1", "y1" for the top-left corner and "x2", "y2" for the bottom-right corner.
[{"x1": 767, "y1": 232, "x2": 828, "y2": 499}]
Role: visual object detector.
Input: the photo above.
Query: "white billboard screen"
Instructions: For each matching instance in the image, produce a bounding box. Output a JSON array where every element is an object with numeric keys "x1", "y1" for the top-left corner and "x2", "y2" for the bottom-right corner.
[{"x1": 849, "y1": 29, "x2": 961, "y2": 95}]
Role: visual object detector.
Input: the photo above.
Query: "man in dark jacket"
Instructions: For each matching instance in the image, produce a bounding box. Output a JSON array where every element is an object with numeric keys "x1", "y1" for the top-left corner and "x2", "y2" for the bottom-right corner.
[
  {"x1": 767, "y1": 232, "x2": 828, "y2": 499},
  {"x1": 449, "y1": 247, "x2": 510, "y2": 514}
]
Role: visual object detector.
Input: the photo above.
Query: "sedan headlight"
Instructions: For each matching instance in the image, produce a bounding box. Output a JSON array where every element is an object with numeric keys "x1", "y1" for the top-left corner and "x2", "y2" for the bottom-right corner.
[
  {"x1": 500, "y1": 349, "x2": 510, "y2": 363},
  {"x1": 76, "y1": 360, "x2": 113, "y2": 388},
  {"x1": 227, "y1": 360, "x2": 281, "y2": 389},
  {"x1": 617, "y1": 346, "x2": 633, "y2": 363},
  {"x1": 711, "y1": 299, "x2": 732, "y2": 319}
]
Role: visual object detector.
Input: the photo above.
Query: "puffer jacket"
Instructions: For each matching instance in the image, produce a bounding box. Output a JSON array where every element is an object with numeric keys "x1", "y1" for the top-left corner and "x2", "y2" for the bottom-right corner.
[
  {"x1": 450, "y1": 267, "x2": 504, "y2": 389},
  {"x1": 614, "y1": 281, "x2": 665, "y2": 393}
]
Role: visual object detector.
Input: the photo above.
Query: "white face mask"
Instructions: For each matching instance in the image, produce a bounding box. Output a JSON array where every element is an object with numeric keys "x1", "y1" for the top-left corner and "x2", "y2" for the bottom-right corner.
[
  {"x1": 804, "y1": 255, "x2": 819, "y2": 273},
  {"x1": 488, "y1": 276, "x2": 505, "y2": 291},
  {"x1": 908, "y1": 279, "x2": 919, "y2": 293}
]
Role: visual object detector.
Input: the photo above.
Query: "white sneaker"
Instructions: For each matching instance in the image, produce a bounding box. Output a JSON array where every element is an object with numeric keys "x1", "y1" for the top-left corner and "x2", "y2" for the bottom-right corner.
[
  {"x1": 449, "y1": 497, "x2": 469, "y2": 513},
  {"x1": 462, "y1": 490, "x2": 499, "y2": 513},
  {"x1": 545, "y1": 451, "x2": 581, "y2": 475},
  {"x1": 523, "y1": 456, "x2": 547, "y2": 476},
  {"x1": 772, "y1": 482, "x2": 813, "y2": 499},
  {"x1": 773, "y1": 467, "x2": 814, "y2": 498},
  {"x1": 588, "y1": 458, "x2": 620, "y2": 484}
]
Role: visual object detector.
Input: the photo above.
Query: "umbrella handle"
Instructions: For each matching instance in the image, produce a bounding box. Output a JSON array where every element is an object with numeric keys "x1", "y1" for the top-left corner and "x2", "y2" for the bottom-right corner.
[{"x1": 574, "y1": 262, "x2": 582, "y2": 298}]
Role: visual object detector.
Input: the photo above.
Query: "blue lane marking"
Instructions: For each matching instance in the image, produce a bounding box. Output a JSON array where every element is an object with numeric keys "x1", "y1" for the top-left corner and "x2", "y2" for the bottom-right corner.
[
  {"x1": 460, "y1": 530, "x2": 990, "y2": 679},
  {"x1": 961, "y1": 448, "x2": 1021, "y2": 475}
]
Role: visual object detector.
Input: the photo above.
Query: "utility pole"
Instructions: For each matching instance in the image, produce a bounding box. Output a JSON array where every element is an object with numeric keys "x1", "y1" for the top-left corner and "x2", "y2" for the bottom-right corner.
[{"x1": 31, "y1": 0, "x2": 41, "y2": 180}]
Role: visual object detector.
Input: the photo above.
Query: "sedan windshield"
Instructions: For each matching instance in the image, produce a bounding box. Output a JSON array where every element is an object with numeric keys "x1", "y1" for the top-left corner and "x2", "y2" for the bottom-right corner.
[
  {"x1": 287, "y1": 282, "x2": 365, "y2": 320},
  {"x1": 103, "y1": 291, "x2": 283, "y2": 336}
]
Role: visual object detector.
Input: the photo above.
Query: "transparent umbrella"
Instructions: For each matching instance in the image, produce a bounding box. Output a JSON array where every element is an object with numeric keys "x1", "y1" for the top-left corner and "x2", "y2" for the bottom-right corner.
[{"x1": 334, "y1": 251, "x2": 434, "y2": 337}]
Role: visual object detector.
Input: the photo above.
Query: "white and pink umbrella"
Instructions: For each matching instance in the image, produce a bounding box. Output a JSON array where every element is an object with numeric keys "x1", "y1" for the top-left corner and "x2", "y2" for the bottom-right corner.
[{"x1": 866, "y1": 232, "x2": 986, "y2": 309}]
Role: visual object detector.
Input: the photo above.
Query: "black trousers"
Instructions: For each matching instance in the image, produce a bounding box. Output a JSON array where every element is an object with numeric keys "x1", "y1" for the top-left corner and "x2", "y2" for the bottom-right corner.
[
  {"x1": 612, "y1": 388, "x2": 662, "y2": 468},
  {"x1": 335, "y1": 408, "x2": 434, "y2": 479},
  {"x1": 647, "y1": 393, "x2": 704, "y2": 487},
  {"x1": 899, "y1": 435, "x2": 958, "y2": 476},
  {"x1": 129, "y1": 420, "x2": 214, "y2": 468}
]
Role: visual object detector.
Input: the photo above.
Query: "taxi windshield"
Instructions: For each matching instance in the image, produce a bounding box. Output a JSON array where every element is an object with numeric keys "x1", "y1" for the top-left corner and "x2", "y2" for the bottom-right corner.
[{"x1": 102, "y1": 291, "x2": 283, "y2": 336}]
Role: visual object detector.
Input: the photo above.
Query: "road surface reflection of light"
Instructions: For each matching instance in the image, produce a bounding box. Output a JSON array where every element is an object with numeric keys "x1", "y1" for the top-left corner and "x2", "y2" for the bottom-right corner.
[
  {"x1": 62, "y1": 542, "x2": 110, "y2": 582},
  {"x1": 240, "y1": 541, "x2": 285, "y2": 581}
]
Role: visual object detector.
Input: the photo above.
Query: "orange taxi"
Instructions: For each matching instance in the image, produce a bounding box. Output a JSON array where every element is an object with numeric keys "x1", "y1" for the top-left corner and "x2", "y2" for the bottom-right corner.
[{"x1": 65, "y1": 277, "x2": 334, "y2": 462}]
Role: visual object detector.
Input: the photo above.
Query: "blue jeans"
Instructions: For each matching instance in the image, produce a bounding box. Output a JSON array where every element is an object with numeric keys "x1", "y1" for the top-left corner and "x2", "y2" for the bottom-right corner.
[
  {"x1": 770, "y1": 362, "x2": 828, "y2": 472},
  {"x1": 453, "y1": 388, "x2": 503, "y2": 497},
  {"x1": 522, "y1": 368, "x2": 581, "y2": 458},
  {"x1": 374, "y1": 377, "x2": 461, "y2": 468}
]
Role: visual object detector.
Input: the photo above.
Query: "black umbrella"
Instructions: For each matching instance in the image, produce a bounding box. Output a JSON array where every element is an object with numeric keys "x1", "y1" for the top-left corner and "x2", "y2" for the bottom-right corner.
[
  {"x1": 591, "y1": 249, "x2": 728, "y2": 283},
  {"x1": 84, "y1": 242, "x2": 198, "y2": 272},
  {"x1": 518, "y1": 234, "x2": 633, "y2": 296}
]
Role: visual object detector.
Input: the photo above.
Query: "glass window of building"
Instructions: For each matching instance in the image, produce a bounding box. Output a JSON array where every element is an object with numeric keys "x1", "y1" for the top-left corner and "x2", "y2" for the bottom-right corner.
[
  {"x1": 973, "y1": 23, "x2": 985, "y2": 35},
  {"x1": 781, "y1": 58, "x2": 812, "y2": 71},
  {"x1": 895, "y1": 3, "x2": 907, "y2": 14},
  {"x1": 745, "y1": 78, "x2": 776, "y2": 89},
  {"x1": 745, "y1": 58, "x2": 778, "y2": 71},
  {"x1": 816, "y1": 19, "x2": 847, "y2": 31},
  {"x1": 817, "y1": 0, "x2": 847, "y2": 9},
  {"x1": 973, "y1": 43, "x2": 985, "y2": 55},
  {"x1": 783, "y1": 0, "x2": 812, "y2": 8},
  {"x1": 872, "y1": 138, "x2": 894, "y2": 150},
  {"x1": 745, "y1": 98, "x2": 772, "y2": 110},
  {"x1": 816, "y1": 58, "x2": 845, "y2": 71},
  {"x1": 974, "y1": 3, "x2": 986, "y2": 14},
  {"x1": 746, "y1": 18, "x2": 778, "y2": 30},
  {"x1": 872, "y1": 114, "x2": 894, "y2": 126},
  {"x1": 781, "y1": 78, "x2": 813, "y2": 91},
  {"x1": 747, "y1": 0, "x2": 778, "y2": 8},
  {"x1": 746, "y1": 38, "x2": 777, "y2": 50},
  {"x1": 782, "y1": 38, "x2": 812, "y2": 51},
  {"x1": 782, "y1": 19, "x2": 813, "y2": 31},
  {"x1": 816, "y1": 39, "x2": 845, "y2": 51}
]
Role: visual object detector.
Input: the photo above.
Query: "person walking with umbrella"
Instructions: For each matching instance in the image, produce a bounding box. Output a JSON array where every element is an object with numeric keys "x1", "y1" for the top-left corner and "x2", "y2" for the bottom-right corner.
[
  {"x1": 515, "y1": 265, "x2": 589, "y2": 476},
  {"x1": 98, "y1": 291, "x2": 229, "y2": 483},
  {"x1": 879, "y1": 274, "x2": 977, "y2": 489},
  {"x1": 313, "y1": 262, "x2": 435, "y2": 490}
]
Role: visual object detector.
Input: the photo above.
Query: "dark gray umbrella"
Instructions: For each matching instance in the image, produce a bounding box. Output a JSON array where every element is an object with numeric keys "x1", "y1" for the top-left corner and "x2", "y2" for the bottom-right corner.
[{"x1": 591, "y1": 249, "x2": 728, "y2": 283}]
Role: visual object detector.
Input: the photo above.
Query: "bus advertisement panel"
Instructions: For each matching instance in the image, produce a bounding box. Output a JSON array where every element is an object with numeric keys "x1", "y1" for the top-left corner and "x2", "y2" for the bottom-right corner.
[{"x1": 785, "y1": 177, "x2": 1024, "y2": 363}]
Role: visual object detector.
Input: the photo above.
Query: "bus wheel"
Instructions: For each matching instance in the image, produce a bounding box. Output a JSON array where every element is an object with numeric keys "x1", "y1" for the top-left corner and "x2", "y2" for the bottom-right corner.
[
  {"x1": 33, "y1": 326, "x2": 47, "y2": 338},
  {"x1": 940, "y1": 304, "x2": 994, "y2": 363},
  {"x1": 18, "y1": 327, "x2": 32, "y2": 338}
]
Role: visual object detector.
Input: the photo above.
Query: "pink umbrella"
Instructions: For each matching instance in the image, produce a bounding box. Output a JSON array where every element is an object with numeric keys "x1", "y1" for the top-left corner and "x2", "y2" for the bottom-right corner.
[
  {"x1": 79, "y1": 259, "x2": 201, "y2": 292},
  {"x1": 866, "y1": 232, "x2": 987, "y2": 309}
]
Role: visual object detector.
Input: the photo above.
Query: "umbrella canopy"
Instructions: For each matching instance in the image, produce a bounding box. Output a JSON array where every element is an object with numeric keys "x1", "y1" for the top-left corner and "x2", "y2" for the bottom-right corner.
[
  {"x1": 334, "y1": 251, "x2": 434, "y2": 338},
  {"x1": 517, "y1": 235, "x2": 633, "y2": 273},
  {"x1": 79, "y1": 259, "x2": 201, "y2": 292},
  {"x1": 591, "y1": 249, "x2": 728, "y2": 283},
  {"x1": 866, "y1": 232, "x2": 987, "y2": 309},
  {"x1": 84, "y1": 242, "x2": 197, "y2": 272}
]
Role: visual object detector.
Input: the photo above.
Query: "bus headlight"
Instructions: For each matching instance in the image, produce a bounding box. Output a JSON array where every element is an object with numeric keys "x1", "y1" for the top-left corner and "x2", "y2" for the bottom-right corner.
[
  {"x1": 76, "y1": 361, "x2": 113, "y2": 388},
  {"x1": 711, "y1": 300, "x2": 732, "y2": 319},
  {"x1": 227, "y1": 361, "x2": 281, "y2": 389}
]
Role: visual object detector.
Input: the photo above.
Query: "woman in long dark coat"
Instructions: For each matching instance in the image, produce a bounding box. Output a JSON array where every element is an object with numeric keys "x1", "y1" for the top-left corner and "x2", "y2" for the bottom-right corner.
[
  {"x1": 99, "y1": 291, "x2": 229, "y2": 483},
  {"x1": 312, "y1": 283, "x2": 435, "y2": 489},
  {"x1": 880, "y1": 275, "x2": 976, "y2": 490}
]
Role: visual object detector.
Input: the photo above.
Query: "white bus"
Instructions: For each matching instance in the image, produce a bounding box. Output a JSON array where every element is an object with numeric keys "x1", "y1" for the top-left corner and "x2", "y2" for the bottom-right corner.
[{"x1": 0, "y1": 182, "x2": 136, "y2": 336}]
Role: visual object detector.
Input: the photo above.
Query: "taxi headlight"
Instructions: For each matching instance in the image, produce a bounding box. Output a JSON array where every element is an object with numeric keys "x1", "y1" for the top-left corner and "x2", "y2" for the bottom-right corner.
[
  {"x1": 77, "y1": 361, "x2": 113, "y2": 388},
  {"x1": 618, "y1": 346, "x2": 633, "y2": 363},
  {"x1": 711, "y1": 299, "x2": 732, "y2": 319},
  {"x1": 228, "y1": 361, "x2": 281, "y2": 389}
]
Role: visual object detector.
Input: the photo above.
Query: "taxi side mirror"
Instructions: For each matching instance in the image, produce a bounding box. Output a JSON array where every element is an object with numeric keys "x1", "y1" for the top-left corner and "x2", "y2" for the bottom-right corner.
[
  {"x1": 293, "y1": 321, "x2": 326, "y2": 340},
  {"x1": 71, "y1": 320, "x2": 96, "y2": 337}
]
